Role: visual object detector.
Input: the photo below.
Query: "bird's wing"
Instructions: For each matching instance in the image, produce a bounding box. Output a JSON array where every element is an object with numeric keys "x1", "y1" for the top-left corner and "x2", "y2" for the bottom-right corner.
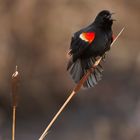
[{"x1": 68, "y1": 32, "x2": 96, "y2": 58}]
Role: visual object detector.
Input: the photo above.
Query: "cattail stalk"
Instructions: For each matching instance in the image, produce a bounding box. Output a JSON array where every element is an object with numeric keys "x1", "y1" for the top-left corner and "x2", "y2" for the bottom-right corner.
[
  {"x1": 12, "y1": 106, "x2": 16, "y2": 140},
  {"x1": 38, "y1": 28, "x2": 125, "y2": 140},
  {"x1": 11, "y1": 66, "x2": 20, "y2": 140}
]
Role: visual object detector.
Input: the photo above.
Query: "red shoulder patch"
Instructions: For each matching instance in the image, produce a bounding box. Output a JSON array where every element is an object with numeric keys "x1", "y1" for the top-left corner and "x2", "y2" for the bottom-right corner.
[
  {"x1": 80, "y1": 32, "x2": 95, "y2": 43},
  {"x1": 84, "y1": 32, "x2": 95, "y2": 43}
]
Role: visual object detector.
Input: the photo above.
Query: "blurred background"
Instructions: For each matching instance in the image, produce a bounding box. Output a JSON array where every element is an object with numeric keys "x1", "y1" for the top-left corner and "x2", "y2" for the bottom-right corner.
[{"x1": 0, "y1": 0, "x2": 140, "y2": 140}]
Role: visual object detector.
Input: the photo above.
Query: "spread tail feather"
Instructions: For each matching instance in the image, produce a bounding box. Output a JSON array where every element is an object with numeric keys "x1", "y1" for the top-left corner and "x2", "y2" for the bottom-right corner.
[{"x1": 67, "y1": 57, "x2": 104, "y2": 88}]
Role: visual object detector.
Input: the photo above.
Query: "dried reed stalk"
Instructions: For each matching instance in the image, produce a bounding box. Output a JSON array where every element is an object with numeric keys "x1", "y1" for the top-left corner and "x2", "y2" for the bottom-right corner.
[
  {"x1": 11, "y1": 66, "x2": 20, "y2": 140},
  {"x1": 38, "y1": 28, "x2": 125, "y2": 140}
]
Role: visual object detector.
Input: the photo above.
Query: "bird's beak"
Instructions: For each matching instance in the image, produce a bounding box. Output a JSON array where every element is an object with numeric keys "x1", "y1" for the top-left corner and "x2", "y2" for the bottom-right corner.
[
  {"x1": 111, "y1": 13, "x2": 116, "y2": 21},
  {"x1": 106, "y1": 13, "x2": 116, "y2": 21}
]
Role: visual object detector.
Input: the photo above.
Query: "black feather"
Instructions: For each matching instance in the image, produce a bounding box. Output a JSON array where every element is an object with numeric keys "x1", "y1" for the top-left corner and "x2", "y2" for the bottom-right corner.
[{"x1": 67, "y1": 10, "x2": 114, "y2": 88}]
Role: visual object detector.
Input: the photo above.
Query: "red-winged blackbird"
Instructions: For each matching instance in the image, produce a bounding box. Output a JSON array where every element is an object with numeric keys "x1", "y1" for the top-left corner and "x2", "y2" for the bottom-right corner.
[{"x1": 67, "y1": 10, "x2": 115, "y2": 88}]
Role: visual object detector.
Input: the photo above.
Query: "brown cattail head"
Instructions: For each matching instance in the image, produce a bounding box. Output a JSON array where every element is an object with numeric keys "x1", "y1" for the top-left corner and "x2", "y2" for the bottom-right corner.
[{"x1": 11, "y1": 66, "x2": 20, "y2": 107}]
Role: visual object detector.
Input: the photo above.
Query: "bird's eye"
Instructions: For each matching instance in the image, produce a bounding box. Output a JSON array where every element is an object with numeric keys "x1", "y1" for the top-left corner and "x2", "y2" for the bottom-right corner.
[{"x1": 105, "y1": 14, "x2": 109, "y2": 17}]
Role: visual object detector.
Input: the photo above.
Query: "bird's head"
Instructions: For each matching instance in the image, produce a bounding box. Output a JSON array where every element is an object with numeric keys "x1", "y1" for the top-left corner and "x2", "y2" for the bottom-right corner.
[{"x1": 94, "y1": 10, "x2": 115, "y2": 29}]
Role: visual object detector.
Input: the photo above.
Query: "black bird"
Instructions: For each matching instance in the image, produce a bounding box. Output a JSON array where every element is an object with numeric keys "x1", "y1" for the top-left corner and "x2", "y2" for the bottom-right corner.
[{"x1": 67, "y1": 10, "x2": 115, "y2": 88}]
